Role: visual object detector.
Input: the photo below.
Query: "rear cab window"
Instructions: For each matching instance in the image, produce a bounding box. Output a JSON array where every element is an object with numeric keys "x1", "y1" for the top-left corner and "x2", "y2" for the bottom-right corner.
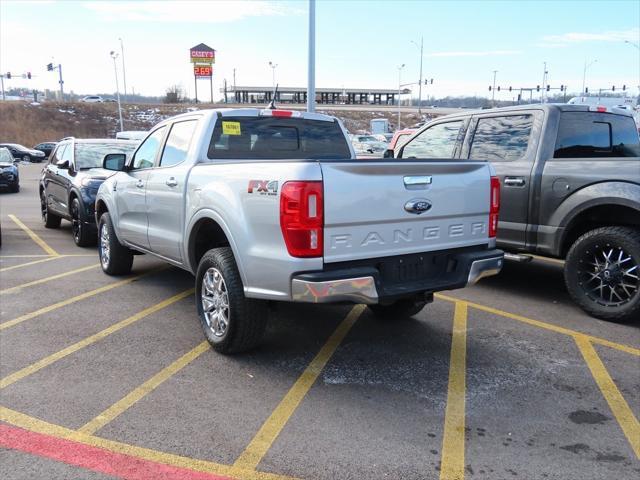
[
  {"x1": 468, "y1": 115, "x2": 534, "y2": 162},
  {"x1": 207, "y1": 116, "x2": 351, "y2": 160},
  {"x1": 401, "y1": 121, "x2": 464, "y2": 158},
  {"x1": 554, "y1": 112, "x2": 640, "y2": 158}
]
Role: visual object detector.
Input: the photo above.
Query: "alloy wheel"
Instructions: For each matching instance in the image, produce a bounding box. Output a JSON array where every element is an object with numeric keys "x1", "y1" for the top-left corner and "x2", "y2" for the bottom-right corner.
[
  {"x1": 201, "y1": 267, "x2": 230, "y2": 337},
  {"x1": 99, "y1": 224, "x2": 110, "y2": 269}
]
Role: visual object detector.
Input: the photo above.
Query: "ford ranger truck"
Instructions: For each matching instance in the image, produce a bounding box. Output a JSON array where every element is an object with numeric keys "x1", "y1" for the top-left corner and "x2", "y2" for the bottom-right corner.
[{"x1": 96, "y1": 109, "x2": 503, "y2": 353}]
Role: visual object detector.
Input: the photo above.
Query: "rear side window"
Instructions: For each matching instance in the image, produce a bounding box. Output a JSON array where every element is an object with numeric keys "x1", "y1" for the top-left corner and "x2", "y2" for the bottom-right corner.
[
  {"x1": 207, "y1": 116, "x2": 351, "y2": 160},
  {"x1": 160, "y1": 120, "x2": 198, "y2": 167},
  {"x1": 554, "y1": 112, "x2": 640, "y2": 158},
  {"x1": 401, "y1": 121, "x2": 462, "y2": 158},
  {"x1": 469, "y1": 115, "x2": 533, "y2": 162},
  {"x1": 75, "y1": 143, "x2": 137, "y2": 169}
]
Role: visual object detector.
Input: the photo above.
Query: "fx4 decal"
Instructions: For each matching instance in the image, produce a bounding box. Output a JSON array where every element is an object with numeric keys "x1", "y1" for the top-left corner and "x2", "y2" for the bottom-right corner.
[{"x1": 248, "y1": 180, "x2": 278, "y2": 196}]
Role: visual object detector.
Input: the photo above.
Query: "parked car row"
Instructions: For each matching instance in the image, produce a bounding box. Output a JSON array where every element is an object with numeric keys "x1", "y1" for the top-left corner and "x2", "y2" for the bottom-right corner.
[{"x1": 0, "y1": 147, "x2": 20, "y2": 192}]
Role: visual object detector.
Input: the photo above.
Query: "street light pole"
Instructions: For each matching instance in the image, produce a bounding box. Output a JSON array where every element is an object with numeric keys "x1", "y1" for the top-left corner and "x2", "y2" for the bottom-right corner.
[
  {"x1": 624, "y1": 40, "x2": 640, "y2": 98},
  {"x1": 268, "y1": 61, "x2": 278, "y2": 89},
  {"x1": 119, "y1": 37, "x2": 127, "y2": 101},
  {"x1": 582, "y1": 59, "x2": 597, "y2": 95},
  {"x1": 411, "y1": 37, "x2": 424, "y2": 115},
  {"x1": 397, "y1": 63, "x2": 405, "y2": 129},
  {"x1": 541, "y1": 62, "x2": 548, "y2": 103},
  {"x1": 110, "y1": 51, "x2": 124, "y2": 132},
  {"x1": 491, "y1": 70, "x2": 497, "y2": 106}
]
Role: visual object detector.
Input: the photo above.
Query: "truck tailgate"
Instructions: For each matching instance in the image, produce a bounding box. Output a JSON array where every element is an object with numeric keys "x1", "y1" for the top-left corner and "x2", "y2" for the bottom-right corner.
[{"x1": 321, "y1": 161, "x2": 492, "y2": 263}]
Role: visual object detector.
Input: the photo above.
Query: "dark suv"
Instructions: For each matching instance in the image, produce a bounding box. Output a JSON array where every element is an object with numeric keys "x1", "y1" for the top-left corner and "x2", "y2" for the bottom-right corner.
[
  {"x1": 394, "y1": 104, "x2": 640, "y2": 322},
  {"x1": 39, "y1": 138, "x2": 137, "y2": 246}
]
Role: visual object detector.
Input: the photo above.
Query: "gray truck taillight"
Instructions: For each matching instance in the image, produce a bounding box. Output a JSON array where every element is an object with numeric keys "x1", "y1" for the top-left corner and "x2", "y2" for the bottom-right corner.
[
  {"x1": 489, "y1": 176, "x2": 500, "y2": 238},
  {"x1": 280, "y1": 181, "x2": 324, "y2": 257}
]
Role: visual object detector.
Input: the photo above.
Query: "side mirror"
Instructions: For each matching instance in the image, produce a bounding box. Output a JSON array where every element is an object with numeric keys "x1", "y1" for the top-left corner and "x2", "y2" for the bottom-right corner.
[
  {"x1": 103, "y1": 153, "x2": 126, "y2": 171},
  {"x1": 56, "y1": 160, "x2": 70, "y2": 169},
  {"x1": 383, "y1": 149, "x2": 394, "y2": 159}
]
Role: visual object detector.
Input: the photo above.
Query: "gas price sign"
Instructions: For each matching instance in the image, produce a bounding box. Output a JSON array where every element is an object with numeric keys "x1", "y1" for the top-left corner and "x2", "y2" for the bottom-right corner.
[{"x1": 194, "y1": 65, "x2": 212, "y2": 78}]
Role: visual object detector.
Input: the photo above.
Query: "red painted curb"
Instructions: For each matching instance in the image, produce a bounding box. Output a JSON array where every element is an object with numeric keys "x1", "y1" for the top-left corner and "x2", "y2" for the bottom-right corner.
[{"x1": 0, "y1": 424, "x2": 233, "y2": 480}]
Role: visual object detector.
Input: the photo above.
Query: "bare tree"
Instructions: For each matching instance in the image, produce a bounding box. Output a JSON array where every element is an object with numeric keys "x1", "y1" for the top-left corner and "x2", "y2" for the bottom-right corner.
[{"x1": 164, "y1": 84, "x2": 185, "y2": 104}]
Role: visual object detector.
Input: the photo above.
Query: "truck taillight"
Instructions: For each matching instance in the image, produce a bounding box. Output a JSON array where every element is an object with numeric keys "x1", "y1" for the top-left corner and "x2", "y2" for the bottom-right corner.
[
  {"x1": 489, "y1": 176, "x2": 500, "y2": 238},
  {"x1": 280, "y1": 181, "x2": 324, "y2": 257}
]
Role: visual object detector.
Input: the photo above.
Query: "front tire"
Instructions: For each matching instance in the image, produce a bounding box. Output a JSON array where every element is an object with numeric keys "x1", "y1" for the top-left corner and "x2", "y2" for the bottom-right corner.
[
  {"x1": 71, "y1": 197, "x2": 96, "y2": 247},
  {"x1": 196, "y1": 247, "x2": 268, "y2": 354},
  {"x1": 98, "y1": 212, "x2": 133, "y2": 275},
  {"x1": 564, "y1": 226, "x2": 640, "y2": 322},
  {"x1": 368, "y1": 298, "x2": 427, "y2": 319},
  {"x1": 41, "y1": 190, "x2": 61, "y2": 228}
]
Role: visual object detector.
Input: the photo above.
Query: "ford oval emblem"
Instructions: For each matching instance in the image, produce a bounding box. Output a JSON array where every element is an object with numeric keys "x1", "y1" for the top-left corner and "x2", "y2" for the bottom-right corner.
[{"x1": 404, "y1": 198, "x2": 432, "y2": 215}]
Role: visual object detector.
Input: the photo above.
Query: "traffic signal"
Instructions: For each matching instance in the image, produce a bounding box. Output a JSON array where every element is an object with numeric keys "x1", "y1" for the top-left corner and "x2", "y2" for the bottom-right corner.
[
  {"x1": 612, "y1": 85, "x2": 616, "y2": 91},
  {"x1": 488, "y1": 86, "x2": 492, "y2": 91},
  {"x1": 6, "y1": 72, "x2": 10, "y2": 79},
  {"x1": 546, "y1": 84, "x2": 550, "y2": 91},
  {"x1": 497, "y1": 86, "x2": 501, "y2": 91},
  {"x1": 46, "y1": 63, "x2": 53, "y2": 71},
  {"x1": 508, "y1": 86, "x2": 512, "y2": 92},
  {"x1": 27, "y1": 72, "x2": 31, "y2": 79},
  {"x1": 585, "y1": 87, "x2": 589, "y2": 93},
  {"x1": 560, "y1": 85, "x2": 564, "y2": 92},
  {"x1": 536, "y1": 85, "x2": 540, "y2": 91},
  {"x1": 623, "y1": 85, "x2": 626, "y2": 91}
]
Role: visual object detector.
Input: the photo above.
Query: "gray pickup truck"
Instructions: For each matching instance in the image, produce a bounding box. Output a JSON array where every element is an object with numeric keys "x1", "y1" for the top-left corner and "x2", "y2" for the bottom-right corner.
[
  {"x1": 95, "y1": 108, "x2": 503, "y2": 353},
  {"x1": 394, "y1": 104, "x2": 640, "y2": 322}
]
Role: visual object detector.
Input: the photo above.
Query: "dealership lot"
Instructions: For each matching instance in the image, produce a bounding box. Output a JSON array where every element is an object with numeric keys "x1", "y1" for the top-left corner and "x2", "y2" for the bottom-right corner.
[{"x1": 0, "y1": 163, "x2": 638, "y2": 480}]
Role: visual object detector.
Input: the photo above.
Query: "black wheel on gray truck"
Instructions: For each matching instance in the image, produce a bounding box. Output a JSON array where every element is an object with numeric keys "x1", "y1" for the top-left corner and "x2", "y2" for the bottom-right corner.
[
  {"x1": 40, "y1": 190, "x2": 61, "y2": 228},
  {"x1": 564, "y1": 226, "x2": 640, "y2": 322},
  {"x1": 98, "y1": 212, "x2": 134, "y2": 275},
  {"x1": 367, "y1": 298, "x2": 427, "y2": 319},
  {"x1": 196, "y1": 247, "x2": 268, "y2": 354}
]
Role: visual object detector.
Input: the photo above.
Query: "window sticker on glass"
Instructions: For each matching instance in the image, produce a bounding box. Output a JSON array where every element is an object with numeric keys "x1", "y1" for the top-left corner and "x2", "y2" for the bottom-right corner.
[{"x1": 222, "y1": 121, "x2": 241, "y2": 136}]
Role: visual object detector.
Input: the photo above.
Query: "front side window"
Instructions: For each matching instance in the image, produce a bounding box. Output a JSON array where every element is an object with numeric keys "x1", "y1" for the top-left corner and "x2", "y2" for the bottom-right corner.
[
  {"x1": 50, "y1": 144, "x2": 67, "y2": 165},
  {"x1": 469, "y1": 115, "x2": 533, "y2": 162},
  {"x1": 159, "y1": 120, "x2": 198, "y2": 167},
  {"x1": 132, "y1": 127, "x2": 166, "y2": 169},
  {"x1": 554, "y1": 112, "x2": 640, "y2": 158},
  {"x1": 60, "y1": 143, "x2": 73, "y2": 164},
  {"x1": 401, "y1": 121, "x2": 463, "y2": 158}
]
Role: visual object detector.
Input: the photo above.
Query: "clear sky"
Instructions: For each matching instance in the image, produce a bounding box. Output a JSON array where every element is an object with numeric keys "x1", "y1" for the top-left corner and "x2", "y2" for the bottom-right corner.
[{"x1": 1, "y1": 0, "x2": 639, "y2": 101}]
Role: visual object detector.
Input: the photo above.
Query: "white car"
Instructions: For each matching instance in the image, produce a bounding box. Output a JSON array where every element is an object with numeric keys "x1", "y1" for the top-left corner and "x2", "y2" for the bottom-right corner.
[{"x1": 81, "y1": 96, "x2": 104, "y2": 103}]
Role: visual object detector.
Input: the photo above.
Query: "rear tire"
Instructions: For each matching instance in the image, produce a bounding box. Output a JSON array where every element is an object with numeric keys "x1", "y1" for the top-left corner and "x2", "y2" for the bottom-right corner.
[
  {"x1": 564, "y1": 226, "x2": 640, "y2": 322},
  {"x1": 71, "y1": 197, "x2": 96, "y2": 247},
  {"x1": 98, "y1": 212, "x2": 133, "y2": 275},
  {"x1": 368, "y1": 298, "x2": 427, "y2": 319},
  {"x1": 10, "y1": 184, "x2": 19, "y2": 193},
  {"x1": 196, "y1": 247, "x2": 268, "y2": 354},
  {"x1": 41, "y1": 190, "x2": 61, "y2": 228}
]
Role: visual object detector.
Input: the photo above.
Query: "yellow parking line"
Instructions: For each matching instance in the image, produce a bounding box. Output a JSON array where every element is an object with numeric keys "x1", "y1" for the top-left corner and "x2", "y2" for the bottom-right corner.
[
  {"x1": 0, "y1": 406, "x2": 298, "y2": 480},
  {"x1": 233, "y1": 305, "x2": 365, "y2": 471},
  {"x1": 0, "y1": 268, "x2": 164, "y2": 331},
  {"x1": 435, "y1": 293, "x2": 640, "y2": 357},
  {"x1": 0, "y1": 289, "x2": 194, "y2": 390},
  {"x1": 0, "y1": 264, "x2": 100, "y2": 295},
  {"x1": 8, "y1": 214, "x2": 59, "y2": 256},
  {"x1": 440, "y1": 301, "x2": 468, "y2": 480},
  {"x1": 575, "y1": 336, "x2": 640, "y2": 459},
  {"x1": 78, "y1": 341, "x2": 210, "y2": 435},
  {"x1": 0, "y1": 254, "x2": 95, "y2": 258},
  {"x1": 0, "y1": 256, "x2": 60, "y2": 272}
]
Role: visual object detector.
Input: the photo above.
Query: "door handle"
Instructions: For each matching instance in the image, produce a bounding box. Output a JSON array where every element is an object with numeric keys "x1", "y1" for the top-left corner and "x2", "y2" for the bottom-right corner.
[
  {"x1": 504, "y1": 177, "x2": 526, "y2": 187},
  {"x1": 136, "y1": 179, "x2": 144, "y2": 188},
  {"x1": 165, "y1": 177, "x2": 178, "y2": 187}
]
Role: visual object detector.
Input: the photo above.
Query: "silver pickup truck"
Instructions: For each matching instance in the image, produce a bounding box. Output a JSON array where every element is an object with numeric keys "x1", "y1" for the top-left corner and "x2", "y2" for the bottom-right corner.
[{"x1": 96, "y1": 108, "x2": 503, "y2": 353}]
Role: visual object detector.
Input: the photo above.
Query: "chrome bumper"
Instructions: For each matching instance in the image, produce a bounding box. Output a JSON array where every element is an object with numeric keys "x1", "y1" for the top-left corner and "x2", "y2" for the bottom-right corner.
[
  {"x1": 291, "y1": 276, "x2": 379, "y2": 304},
  {"x1": 467, "y1": 256, "x2": 503, "y2": 285}
]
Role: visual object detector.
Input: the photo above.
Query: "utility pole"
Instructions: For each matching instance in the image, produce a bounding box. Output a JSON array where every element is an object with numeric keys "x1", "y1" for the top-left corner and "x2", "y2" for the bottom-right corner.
[
  {"x1": 1, "y1": 75, "x2": 5, "y2": 101},
  {"x1": 58, "y1": 64, "x2": 64, "y2": 100},
  {"x1": 119, "y1": 38, "x2": 127, "y2": 101},
  {"x1": 491, "y1": 70, "x2": 497, "y2": 106},
  {"x1": 541, "y1": 62, "x2": 548, "y2": 102},
  {"x1": 307, "y1": 0, "x2": 316, "y2": 112},
  {"x1": 397, "y1": 63, "x2": 405, "y2": 128}
]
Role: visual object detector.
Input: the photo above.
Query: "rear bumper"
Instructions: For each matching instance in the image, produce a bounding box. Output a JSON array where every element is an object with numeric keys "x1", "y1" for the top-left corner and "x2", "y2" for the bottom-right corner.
[{"x1": 291, "y1": 248, "x2": 503, "y2": 304}]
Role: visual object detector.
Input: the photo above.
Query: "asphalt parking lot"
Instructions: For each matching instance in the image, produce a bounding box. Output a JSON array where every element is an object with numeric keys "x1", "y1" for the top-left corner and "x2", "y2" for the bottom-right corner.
[{"x1": 1, "y1": 163, "x2": 638, "y2": 480}]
